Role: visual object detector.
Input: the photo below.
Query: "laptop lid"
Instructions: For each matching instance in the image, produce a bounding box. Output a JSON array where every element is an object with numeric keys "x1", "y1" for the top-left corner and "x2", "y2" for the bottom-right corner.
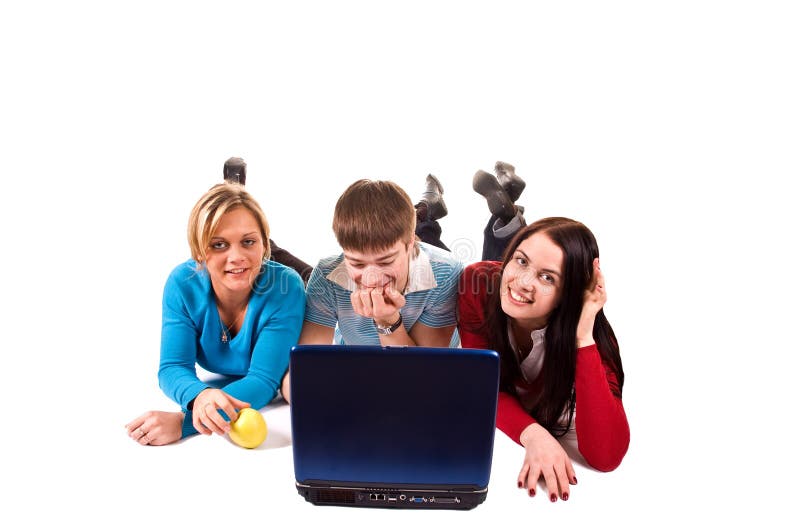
[{"x1": 290, "y1": 344, "x2": 500, "y2": 510}]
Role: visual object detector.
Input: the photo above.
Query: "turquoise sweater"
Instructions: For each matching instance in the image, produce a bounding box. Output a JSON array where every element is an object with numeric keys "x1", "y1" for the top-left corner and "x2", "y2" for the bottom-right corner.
[{"x1": 158, "y1": 259, "x2": 305, "y2": 438}]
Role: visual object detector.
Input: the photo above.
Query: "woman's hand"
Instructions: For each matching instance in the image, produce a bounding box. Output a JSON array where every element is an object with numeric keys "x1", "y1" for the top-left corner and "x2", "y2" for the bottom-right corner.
[
  {"x1": 576, "y1": 258, "x2": 607, "y2": 347},
  {"x1": 191, "y1": 388, "x2": 250, "y2": 436},
  {"x1": 518, "y1": 423, "x2": 577, "y2": 502},
  {"x1": 125, "y1": 411, "x2": 184, "y2": 446}
]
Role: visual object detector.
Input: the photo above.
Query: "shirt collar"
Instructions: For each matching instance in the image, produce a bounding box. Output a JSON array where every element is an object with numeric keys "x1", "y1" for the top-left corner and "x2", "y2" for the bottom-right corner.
[
  {"x1": 325, "y1": 244, "x2": 438, "y2": 294},
  {"x1": 508, "y1": 324, "x2": 547, "y2": 384}
]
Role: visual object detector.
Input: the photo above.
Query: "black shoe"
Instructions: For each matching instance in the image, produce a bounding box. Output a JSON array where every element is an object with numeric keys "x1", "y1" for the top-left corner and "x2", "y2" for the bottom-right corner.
[
  {"x1": 495, "y1": 161, "x2": 525, "y2": 203},
  {"x1": 223, "y1": 157, "x2": 247, "y2": 186},
  {"x1": 473, "y1": 170, "x2": 516, "y2": 221},
  {"x1": 419, "y1": 173, "x2": 448, "y2": 220}
]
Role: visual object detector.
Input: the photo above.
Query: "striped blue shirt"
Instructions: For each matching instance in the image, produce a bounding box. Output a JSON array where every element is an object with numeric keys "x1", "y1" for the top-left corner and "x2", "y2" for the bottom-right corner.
[{"x1": 305, "y1": 242, "x2": 463, "y2": 346}]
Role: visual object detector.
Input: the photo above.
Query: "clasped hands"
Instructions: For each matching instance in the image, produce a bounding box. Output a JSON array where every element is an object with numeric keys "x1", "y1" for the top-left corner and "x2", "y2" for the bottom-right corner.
[{"x1": 350, "y1": 283, "x2": 406, "y2": 327}]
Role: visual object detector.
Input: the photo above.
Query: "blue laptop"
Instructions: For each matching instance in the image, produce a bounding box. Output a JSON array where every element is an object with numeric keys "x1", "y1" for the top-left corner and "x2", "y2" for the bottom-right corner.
[{"x1": 289, "y1": 344, "x2": 499, "y2": 510}]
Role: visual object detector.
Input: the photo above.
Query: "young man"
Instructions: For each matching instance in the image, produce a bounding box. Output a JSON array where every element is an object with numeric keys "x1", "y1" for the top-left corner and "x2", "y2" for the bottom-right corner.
[{"x1": 281, "y1": 179, "x2": 463, "y2": 401}]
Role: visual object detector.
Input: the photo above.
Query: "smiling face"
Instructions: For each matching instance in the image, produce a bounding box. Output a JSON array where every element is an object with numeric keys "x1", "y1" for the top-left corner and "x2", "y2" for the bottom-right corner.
[
  {"x1": 500, "y1": 231, "x2": 564, "y2": 331},
  {"x1": 205, "y1": 207, "x2": 266, "y2": 298},
  {"x1": 343, "y1": 239, "x2": 413, "y2": 292}
]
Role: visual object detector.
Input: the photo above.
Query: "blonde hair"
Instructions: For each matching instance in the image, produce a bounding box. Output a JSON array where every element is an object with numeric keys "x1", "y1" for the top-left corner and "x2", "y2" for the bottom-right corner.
[
  {"x1": 187, "y1": 182, "x2": 271, "y2": 264},
  {"x1": 332, "y1": 179, "x2": 416, "y2": 253}
]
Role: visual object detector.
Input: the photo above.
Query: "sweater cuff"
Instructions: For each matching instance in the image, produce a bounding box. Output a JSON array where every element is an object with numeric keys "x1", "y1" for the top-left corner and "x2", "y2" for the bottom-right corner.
[
  {"x1": 180, "y1": 409, "x2": 196, "y2": 439},
  {"x1": 576, "y1": 343, "x2": 601, "y2": 361},
  {"x1": 497, "y1": 392, "x2": 537, "y2": 446},
  {"x1": 181, "y1": 384, "x2": 210, "y2": 411}
]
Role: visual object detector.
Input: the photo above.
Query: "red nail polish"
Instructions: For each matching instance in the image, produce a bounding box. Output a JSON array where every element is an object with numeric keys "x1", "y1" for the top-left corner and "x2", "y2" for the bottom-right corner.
[
  {"x1": 550, "y1": 493, "x2": 557, "y2": 502},
  {"x1": 529, "y1": 489, "x2": 535, "y2": 497},
  {"x1": 518, "y1": 481, "x2": 523, "y2": 488},
  {"x1": 572, "y1": 476, "x2": 578, "y2": 484},
  {"x1": 562, "y1": 492, "x2": 569, "y2": 501}
]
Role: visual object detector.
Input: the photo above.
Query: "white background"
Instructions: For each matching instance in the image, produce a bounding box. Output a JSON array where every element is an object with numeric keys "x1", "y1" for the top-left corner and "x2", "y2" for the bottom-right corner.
[{"x1": 1, "y1": 1, "x2": 797, "y2": 530}]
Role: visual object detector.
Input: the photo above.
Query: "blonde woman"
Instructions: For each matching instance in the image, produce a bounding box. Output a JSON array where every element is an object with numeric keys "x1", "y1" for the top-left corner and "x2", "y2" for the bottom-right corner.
[{"x1": 125, "y1": 182, "x2": 305, "y2": 445}]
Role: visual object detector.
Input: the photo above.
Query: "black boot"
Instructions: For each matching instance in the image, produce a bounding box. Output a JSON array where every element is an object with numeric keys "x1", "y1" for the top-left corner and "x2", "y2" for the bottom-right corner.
[
  {"x1": 223, "y1": 157, "x2": 247, "y2": 186},
  {"x1": 473, "y1": 170, "x2": 517, "y2": 221},
  {"x1": 494, "y1": 161, "x2": 525, "y2": 203},
  {"x1": 419, "y1": 173, "x2": 448, "y2": 221}
]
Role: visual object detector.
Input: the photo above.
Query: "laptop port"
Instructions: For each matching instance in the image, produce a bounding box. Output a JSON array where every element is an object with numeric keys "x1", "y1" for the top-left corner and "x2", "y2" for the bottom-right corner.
[
  {"x1": 369, "y1": 493, "x2": 386, "y2": 501},
  {"x1": 409, "y1": 497, "x2": 426, "y2": 503},
  {"x1": 430, "y1": 497, "x2": 460, "y2": 504}
]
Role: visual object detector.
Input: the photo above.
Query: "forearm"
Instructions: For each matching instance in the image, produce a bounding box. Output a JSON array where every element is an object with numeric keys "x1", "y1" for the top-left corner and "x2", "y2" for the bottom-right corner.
[
  {"x1": 226, "y1": 308, "x2": 303, "y2": 409},
  {"x1": 216, "y1": 270, "x2": 303, "y2": 408},
  {"x1": 375, "y1": 312, "x2": 418, "y2": 346},
  {"x1": 377, "y1": 314, "x2": 456, "y2": 348},
  {"x1": 158, "y1": 363, "x2": 207, "y2": 410},
  {"x1": 160, "y1": 286, "x2": 205, "y2": 410},
  {"x1": 497, "y1": 391, "x2": 538, "y2": 445},
  {"x1": 574, "y1": 345, "x2": 629, "y2": 471},
  {"x1": 221, "y1": 367, "x2": 281, "y2": 410}
]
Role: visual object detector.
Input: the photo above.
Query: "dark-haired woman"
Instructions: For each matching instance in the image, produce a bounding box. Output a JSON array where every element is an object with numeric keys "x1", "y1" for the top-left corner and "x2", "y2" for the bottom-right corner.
[{"x1": 458, "y1": 217, "x2": 629, "y2": 502}]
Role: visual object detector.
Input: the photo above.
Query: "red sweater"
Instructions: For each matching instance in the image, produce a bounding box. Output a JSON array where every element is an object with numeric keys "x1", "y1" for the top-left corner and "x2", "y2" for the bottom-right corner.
[{"x1": 458, "y1": 262, "x2": 630, "y2": 472}]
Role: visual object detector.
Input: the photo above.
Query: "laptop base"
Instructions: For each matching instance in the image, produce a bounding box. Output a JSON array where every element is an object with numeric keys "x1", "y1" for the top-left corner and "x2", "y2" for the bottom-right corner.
[{"x1": 296, "y1": 482, "x2": 487, "y2": 510}]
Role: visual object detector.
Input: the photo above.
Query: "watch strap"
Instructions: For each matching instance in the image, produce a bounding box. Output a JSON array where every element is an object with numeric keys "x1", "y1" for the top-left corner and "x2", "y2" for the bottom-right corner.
[{"x1": 374, "y1": 314, "x2": 403, "y2": 335}]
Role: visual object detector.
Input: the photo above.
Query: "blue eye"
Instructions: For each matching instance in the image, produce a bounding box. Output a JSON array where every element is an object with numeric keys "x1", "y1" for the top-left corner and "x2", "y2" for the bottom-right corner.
[{"x1": 211, "y1": 241, "x2": 228, "y2": 250}]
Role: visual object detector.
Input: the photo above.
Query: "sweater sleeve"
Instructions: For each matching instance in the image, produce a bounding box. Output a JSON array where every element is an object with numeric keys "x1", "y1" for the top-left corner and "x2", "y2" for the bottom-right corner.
[
  {"x1": 221, "y1": 269, "x2": 305, "y2": 409},
  {"x1": 496, "y1": 391, "x2": 538, "y2": 444},
  {"x1": 495, "y1": 347, "x2": 630, "y2": 469},
  {"x1": 158, "y1": 269, "x2": 209, "y2": 410},
  {"x1": 457, "y1": 263, "x2": 538, "y2": 443},
  {"x1": 574, "y1": 344, "x2": 630, "y2": 471},
  {"x1": 456, "y1": 261, "x2": 500, "y2": 350}
]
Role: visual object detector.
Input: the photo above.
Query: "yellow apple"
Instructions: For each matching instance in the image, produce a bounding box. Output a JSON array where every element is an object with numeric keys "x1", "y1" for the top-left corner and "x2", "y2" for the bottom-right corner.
[{"x1": 228, "y1": 408, "x2": 267, "y2": 449}]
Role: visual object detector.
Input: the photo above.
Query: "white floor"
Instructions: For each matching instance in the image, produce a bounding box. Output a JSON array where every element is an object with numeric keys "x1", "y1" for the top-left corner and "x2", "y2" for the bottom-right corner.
[{"x1": 2, "y1": 2, "x2": 797, "y2": 530}]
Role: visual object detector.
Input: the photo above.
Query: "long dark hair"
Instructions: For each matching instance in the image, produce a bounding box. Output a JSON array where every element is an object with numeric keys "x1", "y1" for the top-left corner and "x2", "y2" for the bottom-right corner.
[{"x1": 485, "y1": 217, "x2": 624, "y2": 435}]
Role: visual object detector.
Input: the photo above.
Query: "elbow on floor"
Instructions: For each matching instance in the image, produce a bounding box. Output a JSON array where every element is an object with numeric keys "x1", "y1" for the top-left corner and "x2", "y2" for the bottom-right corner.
[{"x1": 579, "y1": 440, "x2": 629, "y2": 473}]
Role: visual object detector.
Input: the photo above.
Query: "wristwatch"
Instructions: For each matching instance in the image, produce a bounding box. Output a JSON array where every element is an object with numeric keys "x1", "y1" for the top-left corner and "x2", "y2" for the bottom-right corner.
[{"x1": 374, "y1": 314, "x2": 403, "y2": 335}]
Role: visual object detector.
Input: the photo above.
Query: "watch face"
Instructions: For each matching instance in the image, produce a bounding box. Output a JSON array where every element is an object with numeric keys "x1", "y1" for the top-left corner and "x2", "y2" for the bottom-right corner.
[{"x1": 375, "y1": 315, "x2": 402, "y2": 335}]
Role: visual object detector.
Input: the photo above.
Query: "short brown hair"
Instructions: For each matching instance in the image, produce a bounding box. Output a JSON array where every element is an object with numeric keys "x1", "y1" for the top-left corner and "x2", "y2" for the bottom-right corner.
[
  {"x1": 332, "y1": 179, "x2": 416, "y2": 253},
  {"x1": 187, "y1": 182, "x2": 271, "y2": 264}
]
